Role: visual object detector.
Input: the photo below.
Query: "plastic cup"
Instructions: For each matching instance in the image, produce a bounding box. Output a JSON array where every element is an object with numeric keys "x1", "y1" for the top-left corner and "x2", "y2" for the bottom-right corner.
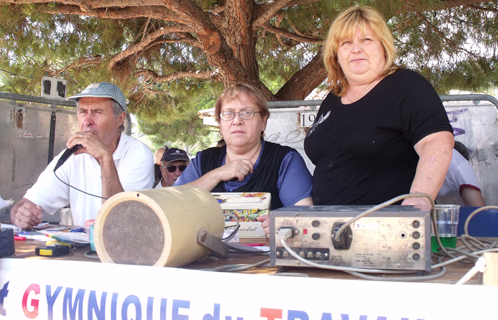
[{"x1": 431, "y1": 204, "x2": 460, "y2": 252}]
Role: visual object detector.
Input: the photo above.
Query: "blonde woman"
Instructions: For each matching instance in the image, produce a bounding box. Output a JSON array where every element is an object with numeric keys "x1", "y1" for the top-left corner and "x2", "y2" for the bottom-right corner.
[{"x1": 304, "y1": 6, "x2": 454, "y2": 206}]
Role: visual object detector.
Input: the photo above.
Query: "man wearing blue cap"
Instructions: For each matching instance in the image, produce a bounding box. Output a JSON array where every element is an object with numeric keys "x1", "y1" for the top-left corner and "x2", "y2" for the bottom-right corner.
[{"x1": 11, "y1": 82, "x2": 154, "y2": 228}]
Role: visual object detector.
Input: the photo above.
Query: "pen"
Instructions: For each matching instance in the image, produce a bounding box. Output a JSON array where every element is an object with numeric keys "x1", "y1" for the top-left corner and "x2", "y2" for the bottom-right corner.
[
  {"x1": 70, "y1": 228, "x2": 85, "y2": 233},
  {"x1": 14, "y1": 236, "x2": 26, "y2": 241}
]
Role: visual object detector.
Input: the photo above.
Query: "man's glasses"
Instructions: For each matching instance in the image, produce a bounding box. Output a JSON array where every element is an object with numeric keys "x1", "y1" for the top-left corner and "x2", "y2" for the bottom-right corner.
[
  {"x1": 163, "y1": 164, "x2": 188, "y2": 173},
  {"x1": 220, "y1": 110, "x2": 260, "y2": 121}
]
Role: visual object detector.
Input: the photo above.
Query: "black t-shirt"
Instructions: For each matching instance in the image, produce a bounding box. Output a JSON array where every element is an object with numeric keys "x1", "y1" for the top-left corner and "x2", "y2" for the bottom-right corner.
[{"x1": 304, "y1": 69, "x2": 453, "y2": 205}]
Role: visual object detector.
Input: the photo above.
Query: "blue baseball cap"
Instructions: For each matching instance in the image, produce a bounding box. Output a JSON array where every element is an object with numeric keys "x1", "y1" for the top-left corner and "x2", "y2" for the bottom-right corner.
[{"x1": 67, "y1": 82, "x2": 127, "y2": 112}]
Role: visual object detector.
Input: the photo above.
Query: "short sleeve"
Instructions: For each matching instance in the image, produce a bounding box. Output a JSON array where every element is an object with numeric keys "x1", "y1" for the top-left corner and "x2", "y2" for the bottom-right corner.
[
  {"x1": 399, "y1": 72, "x2": 453, "y2": 146},
  {"x1": 277, "y1": 150, "x2": 313, "y2": 206},
  {"x1": 24, "y1": 151, "x2": 71, "y2": 214}
]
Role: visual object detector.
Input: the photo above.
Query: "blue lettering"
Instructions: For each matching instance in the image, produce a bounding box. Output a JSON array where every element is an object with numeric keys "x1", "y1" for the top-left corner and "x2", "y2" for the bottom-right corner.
[
  {"x1": 377, "y1": 317, "x2": 387, "y2": 320},
  {"x1": 321, "y1": 313, "x2": 332, "y2": 320},
  {"x1": 340, "y1": 316, "x2": 367, "y2": 320},
  {"x1": 0, "y1": 281, "x2": 9, "y2": 316},
  {"x1": 160, "y1": 298, "x2": 167, "y2": 320},
  {"x1": 111, "y1": 293, "x2": 118, "y2": 320},
  {"x1": 202, "y1": 303, "x2": 220, "y2": 320},
  {"x1": 288, "y1": 310, "x2": 309, "y2": 320},
  {"x1": 46, "y1": 285, "x2": 63, "y2": 320},
  {"x1": 147, "y1": 297, "x2": 154, "y2": 320},
  {"x1": 173, "y1": 300, "x2": 190, "y2": 320},
  {"x1": 88, "y1": 291, "x2": 107, "y2": 320},
  {"x1": 122, "y1": 295, "x2": 142, "y2": 320},
  {"x1": 63, "y1": 288, "x2": 85, "y2": 320}
]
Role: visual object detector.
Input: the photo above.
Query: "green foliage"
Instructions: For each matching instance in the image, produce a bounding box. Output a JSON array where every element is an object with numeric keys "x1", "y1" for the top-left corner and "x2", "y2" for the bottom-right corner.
[
  {"x1": 390, "y1": 5, "x2": 498, "y2": 94},
  {"x1": 0, "y1": 0, "x2": 497, "y2": 150},
  {"x1": 136, "y1": 81, "x2": 223, "y2": 155}
]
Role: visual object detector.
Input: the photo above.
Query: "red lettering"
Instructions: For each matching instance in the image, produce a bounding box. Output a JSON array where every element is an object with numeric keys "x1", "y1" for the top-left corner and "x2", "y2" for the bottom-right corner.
[
  {"x1": 22, "y1": 284, "x2": 40, "y2": 319},
  {"x1": 260, "y1": 308, "x2": 283, "y2": 320}
]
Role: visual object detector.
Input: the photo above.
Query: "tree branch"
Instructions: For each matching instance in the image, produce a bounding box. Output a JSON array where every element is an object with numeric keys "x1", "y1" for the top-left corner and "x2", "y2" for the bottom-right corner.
[
  {"x1": 134, "y1": 68, "x2": 221, "y2": 83},
  {"x1": 42, "y1": 4, "x2": 185, "y2": 22},
  {"x1": 274, "y1": 14, "x2": 292, "y2": 49},
  {"x1": 52, "y1": 57, "x2": 103, "y2": 75},
  {"x1": 109, "y1": 25, "x2": 195, "y2": 71},
  {"x1": 145, "y1": 34, "x2": 202, "y2": 51},
  {"x1": 252, "y1": 0, "x2": 293, "y2": 31},
  {"x1": 263, "y1": 21, "x2": 322, "y2": 44},
  {"x1": 286, "y1": 14, "x2": 307, "y2": 37},
  {"x1": 275, "y1": 50, "x2": 327, "y2": 101},
  {"x1": 160, "y1": 0, "x2": 214, "y2": 33},
  {"x1": 0, "y1": 0, "x2": 164, "y2": 8},
  {"x1": 416, "y1": 12, "x2": 478, "y2": 58}
]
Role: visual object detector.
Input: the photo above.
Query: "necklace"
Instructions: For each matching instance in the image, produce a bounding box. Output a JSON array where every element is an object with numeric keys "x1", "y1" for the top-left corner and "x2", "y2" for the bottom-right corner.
[{"x1": 345, "y1": 77, "x2": 380, "y2": 104}]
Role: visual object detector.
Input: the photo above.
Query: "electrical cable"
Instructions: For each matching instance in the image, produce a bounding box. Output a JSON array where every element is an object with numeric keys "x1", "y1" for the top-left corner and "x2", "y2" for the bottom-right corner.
[
  {"x1": 208, "y1": 258, "x2": 270, "y2": 272},
  {"x1": 226, "y1": 243, "x2": 269, "y2": 255},
  {"x1": 222, "y1": 213, "x2": 240, "y2": 241},
  {"x1": 463, "y1": 205, "x2": 498, "y2": 235},
  {"x1": 274, "y1": 194, "x2": 498, "y2": 283},
  {"x1": 334, "y1": 193, "x2": 454, "y2": 258},
  {"x1": 345, "y1": 267, "x2": 447, "y2": 282},
  {"x1": 432, "y1": 248, "x2": 498, "y2": 269},
  {"x1": 279, "y1": 231, "x2": 449, "y2": 281},
  {"x1": 279, "y1": 237, "x2": 421, "y2": 275},
  {"x1": 333, "y1": 194, "x2": 435, "y2": 245},
  {"x1": 54, "y1": 171, "x2": 107, "y2": 200},
  {"x1": 83, "y1": 250, "x2": 100, "y2": 260},
  {"x1": 456, "y1": 257, "x2": 487, "y2": 285}
]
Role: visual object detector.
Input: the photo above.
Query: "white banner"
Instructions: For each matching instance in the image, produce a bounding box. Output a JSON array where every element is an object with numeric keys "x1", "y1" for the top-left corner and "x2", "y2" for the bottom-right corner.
[{"x1": 0, "y1": 258, "x2": 497, "y2": 320}]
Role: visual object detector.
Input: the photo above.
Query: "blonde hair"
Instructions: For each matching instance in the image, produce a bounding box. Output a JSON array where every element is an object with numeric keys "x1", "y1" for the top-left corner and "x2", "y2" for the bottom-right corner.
[
  {"x1": 323, "y1": 6, "x2": 401, "y2": 96},
  {"x1": 214, "y1": 83, "x2": 269, "y2": 123}
]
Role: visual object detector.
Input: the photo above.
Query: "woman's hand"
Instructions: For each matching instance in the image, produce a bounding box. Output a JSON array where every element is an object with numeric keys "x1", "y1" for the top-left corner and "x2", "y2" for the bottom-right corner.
[
  {"x1": 214, "y1": 159, "x2": 254, "y2": 182},
  {"x1": 257, "y1": 214, "x2": 270, "y2": 238},
  {"x1": 401, "y1": 197, "x2": 432, "y2": 206},
  {"x1": 185, "y1": 159, "x2": 254, "y2": 191}
]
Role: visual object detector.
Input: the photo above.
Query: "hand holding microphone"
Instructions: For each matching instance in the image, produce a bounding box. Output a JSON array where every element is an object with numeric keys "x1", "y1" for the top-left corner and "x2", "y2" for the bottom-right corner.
[
  {"x1": 52, "y1": 132, "x2": 109, "y2": 200},
  {"x1": 53, "y1": 132, "x2": 88, "y2": 172},
  {"x1": 53, "y1": 144, "x2": 83, "y2": 172}
]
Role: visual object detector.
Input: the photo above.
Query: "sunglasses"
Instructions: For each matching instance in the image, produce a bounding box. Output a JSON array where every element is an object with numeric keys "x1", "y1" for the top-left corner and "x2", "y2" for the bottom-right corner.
[{"x1": 164, "y1": 164, "x2": 188, "y2": 173}]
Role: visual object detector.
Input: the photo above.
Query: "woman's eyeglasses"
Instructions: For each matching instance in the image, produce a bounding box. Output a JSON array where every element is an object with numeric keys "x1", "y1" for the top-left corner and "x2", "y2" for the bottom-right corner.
[
  {"x1": 220, "y1": 110, "x2": 260, "y2": 121},
  {"x1": 163, "y1": 164, "x2": 188, "y2": 173}
]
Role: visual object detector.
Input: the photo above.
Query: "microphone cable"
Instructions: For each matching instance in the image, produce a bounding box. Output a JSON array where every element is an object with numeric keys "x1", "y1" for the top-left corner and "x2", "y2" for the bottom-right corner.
[{"x1": 53, "y1": 146, "x2": 108, "y2": 200}]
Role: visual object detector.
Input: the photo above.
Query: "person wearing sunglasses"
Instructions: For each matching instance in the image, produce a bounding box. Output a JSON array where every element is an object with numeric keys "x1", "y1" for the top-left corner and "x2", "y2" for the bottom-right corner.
[
  {"x1": 156, "y1": 148, "x2": 190, "y2": 188},
  {"x1": 174, "y1": 83, "x2": 313, "y2": 215},
  {"x1": 153, "y1": 145, "x2": 168, "y2": 187}
]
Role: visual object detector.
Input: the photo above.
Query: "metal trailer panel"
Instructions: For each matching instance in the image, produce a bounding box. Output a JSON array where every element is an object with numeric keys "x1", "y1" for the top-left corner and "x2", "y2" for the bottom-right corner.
[
  {"x1": 0, "y1": 99, "x2": 78, "y2": 203},
  {"x1": 439, "y1": 101, "x2": 498, "y2": 206}
]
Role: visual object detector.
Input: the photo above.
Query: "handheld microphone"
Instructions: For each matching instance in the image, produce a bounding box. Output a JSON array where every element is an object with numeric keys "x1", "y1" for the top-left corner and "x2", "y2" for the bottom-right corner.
[{"x1": 53, "y1": 144, "x2": 83, "y2": 172}]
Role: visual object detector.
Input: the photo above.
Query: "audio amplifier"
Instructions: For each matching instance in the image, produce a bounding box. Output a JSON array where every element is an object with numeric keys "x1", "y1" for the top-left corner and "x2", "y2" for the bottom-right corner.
[{"x1": 269, "y1": 205, "x2": 432, "y2": 272}]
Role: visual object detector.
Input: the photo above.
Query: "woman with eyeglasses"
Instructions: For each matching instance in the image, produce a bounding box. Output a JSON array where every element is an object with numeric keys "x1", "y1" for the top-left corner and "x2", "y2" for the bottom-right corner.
[{"x1": 175, "y1": 83, "x2": 313, "y2": 212}]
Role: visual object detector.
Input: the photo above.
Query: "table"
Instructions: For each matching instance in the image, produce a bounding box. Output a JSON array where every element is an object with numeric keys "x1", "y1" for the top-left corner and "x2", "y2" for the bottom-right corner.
[
  {"x1": 3, "y1": 236, "x2": 498, "y2": 319},
  {"x1": 11, "y1": 237, "x2": 487, "y2": 285}
]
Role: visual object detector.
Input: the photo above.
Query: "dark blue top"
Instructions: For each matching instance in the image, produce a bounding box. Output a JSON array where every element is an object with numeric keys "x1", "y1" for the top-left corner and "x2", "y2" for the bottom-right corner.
[{"x1": 174, "y1": 141, "x2": 312, "y2": 206}]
